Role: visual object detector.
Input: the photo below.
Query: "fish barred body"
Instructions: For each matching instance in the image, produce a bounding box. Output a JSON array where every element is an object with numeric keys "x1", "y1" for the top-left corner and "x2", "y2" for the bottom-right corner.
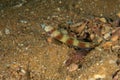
[{"x1": 41, "y1": 24, "x2": 94, "y2": 49}]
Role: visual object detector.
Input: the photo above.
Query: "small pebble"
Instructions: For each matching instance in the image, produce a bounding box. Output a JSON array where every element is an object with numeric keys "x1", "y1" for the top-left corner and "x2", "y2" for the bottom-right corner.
[
  {"x1": 99, "y1": 18, "x2": 107, "y2": 23},
  {"x1": 67, "y1": 63, "x2": 78, "y2": 72},
  {"x1": 47, "y1": 37, "x2": 52, "y2": 43},
  {"x1": 19, "y1": 20, "x2": 28, "y2": 24},
  {"x1": 18, "y1": 43, "x2": 24, "y2": 47},
  {"x1": 14, "y1": 3, "x2": 23, "y2": 8},
  {"x1": 57, "y1": 8, "x2": 61, "y2": 11},
  {"x1": 94, "y1": 74, "x2": 105, "y2": 79},
  {"x1": 21, "y1": 68, "x2": 26, "y2": 74},
  {"x1": 5, "y1": 28, "x2": 10, "y2": 34}
]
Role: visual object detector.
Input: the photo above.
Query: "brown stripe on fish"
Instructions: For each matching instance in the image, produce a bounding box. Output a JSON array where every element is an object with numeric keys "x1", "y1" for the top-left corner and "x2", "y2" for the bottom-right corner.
[
  {"x1": 66, "y1": 38, "x2": 74, "y2": 45},
  {"x1": 78, "y1": 42, "x2": 87, "y2": 48},
  {"x1": 78, "y1": 42, "x2": 94, "y2": 48},
  {"x1": 55, "y1": 33, "x2": 63, "y2": 40}
]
